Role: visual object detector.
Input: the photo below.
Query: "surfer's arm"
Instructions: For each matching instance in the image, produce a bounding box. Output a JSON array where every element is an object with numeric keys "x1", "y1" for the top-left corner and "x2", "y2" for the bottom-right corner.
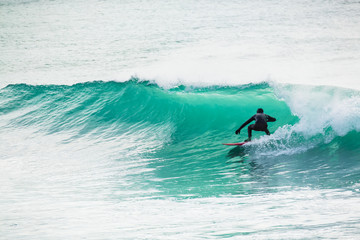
[
  {"x1": 240, "y1": 117, "x2": 255, "y2": 129},
  {"x1": 235, "y1": 116, "x2": 255, "y2": 134},
  {"x1": 266, "y1": 115, "x2": 276, "y2": 122}
]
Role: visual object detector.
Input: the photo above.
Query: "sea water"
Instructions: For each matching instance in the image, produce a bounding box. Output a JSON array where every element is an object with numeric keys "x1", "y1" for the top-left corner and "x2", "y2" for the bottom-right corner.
[{"x1": 1, "y1": 0, "x2": 360, "y2": 239}]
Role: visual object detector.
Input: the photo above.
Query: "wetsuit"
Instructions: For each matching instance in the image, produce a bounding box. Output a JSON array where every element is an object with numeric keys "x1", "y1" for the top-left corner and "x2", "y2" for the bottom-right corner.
[{"x1": 236, "y1": 113, "x2": 276, "y2": 139}]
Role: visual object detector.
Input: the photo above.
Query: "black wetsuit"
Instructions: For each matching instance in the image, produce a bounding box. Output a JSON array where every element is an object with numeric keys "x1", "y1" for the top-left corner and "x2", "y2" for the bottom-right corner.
[{"x1": 237, "y1": 113, "x2": 276, "y2": 138}]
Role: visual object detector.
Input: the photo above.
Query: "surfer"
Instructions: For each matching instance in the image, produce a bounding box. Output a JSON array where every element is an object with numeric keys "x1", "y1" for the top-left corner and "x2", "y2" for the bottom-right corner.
[{"x1": 235, "y1": 108, "x2": 276, "y2": 142}]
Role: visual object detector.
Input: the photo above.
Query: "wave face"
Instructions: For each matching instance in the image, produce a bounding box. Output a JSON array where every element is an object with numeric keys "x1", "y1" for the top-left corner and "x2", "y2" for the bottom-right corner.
[
  {"x1": 1, "y1": 80, "x2": 360, "y2": 239},
  {"x1": 2, "y1": 80, "x2": 359, "y2": 190}
]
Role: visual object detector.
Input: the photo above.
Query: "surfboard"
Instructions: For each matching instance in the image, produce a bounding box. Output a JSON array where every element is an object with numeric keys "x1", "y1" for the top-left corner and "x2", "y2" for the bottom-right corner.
[{"x1": 222, "y1": 142, "x2": 247, "y2": 146}]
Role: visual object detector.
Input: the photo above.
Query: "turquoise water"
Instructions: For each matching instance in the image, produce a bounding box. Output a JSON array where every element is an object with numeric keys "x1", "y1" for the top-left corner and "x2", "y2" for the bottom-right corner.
[
  {"x1": 1, "y1": 0, "x2": 360, "y2": 239},
  {"x1": 1, "y1": 80, "x2": 360, "y2": 238}
]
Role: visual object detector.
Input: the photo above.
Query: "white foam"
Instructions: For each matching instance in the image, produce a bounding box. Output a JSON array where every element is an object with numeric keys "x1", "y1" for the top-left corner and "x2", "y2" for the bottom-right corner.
[
  {"x1": 273, "y1": 83, "x2": 360, "y2": 137},
  {"x1": 130, "y1": 42, "x2": 360, "y2": 90}
]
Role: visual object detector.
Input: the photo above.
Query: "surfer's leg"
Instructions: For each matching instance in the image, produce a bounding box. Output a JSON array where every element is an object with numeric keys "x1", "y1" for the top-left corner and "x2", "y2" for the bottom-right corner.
[
  {"x1": 247, "y1": 124, "x2": 255, "y2": 140},
  {"x1": 264, "y1": 128, "x2": 270, "y2": 135}
]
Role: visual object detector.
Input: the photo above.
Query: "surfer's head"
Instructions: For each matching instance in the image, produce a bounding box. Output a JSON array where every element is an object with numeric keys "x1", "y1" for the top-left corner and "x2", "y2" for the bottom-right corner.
[{"x1": 257, "y1": 108, "x2": 264, "y2": 113}]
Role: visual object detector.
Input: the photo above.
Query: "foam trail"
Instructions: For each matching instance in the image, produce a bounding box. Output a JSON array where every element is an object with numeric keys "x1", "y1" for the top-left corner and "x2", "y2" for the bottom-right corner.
[{"x1": 131, "y1": 43, "x2": 360, "y2": 90}]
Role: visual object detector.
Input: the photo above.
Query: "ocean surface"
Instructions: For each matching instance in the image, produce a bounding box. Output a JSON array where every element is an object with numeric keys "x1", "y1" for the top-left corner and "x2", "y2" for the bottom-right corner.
[{"x1": 1, "y1": 0, "x2": 360, "y2": 239}]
